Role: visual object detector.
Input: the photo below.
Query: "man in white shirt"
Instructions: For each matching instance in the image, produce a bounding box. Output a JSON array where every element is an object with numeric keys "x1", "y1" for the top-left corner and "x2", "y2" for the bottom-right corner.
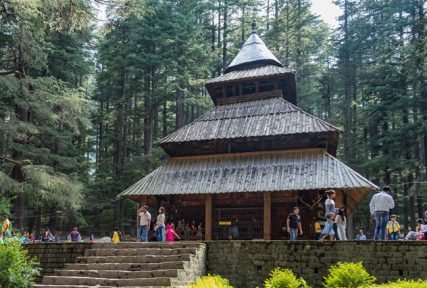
[
  {"x1": 137, "y1": 205, "x2": 151, "y2": 242},
  {"x1": 369, "y1": 186, "x2": 395, "y2": 240}
]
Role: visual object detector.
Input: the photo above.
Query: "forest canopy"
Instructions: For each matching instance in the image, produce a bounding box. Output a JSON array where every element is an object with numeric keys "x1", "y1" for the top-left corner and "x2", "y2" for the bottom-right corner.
[{"x1": 0, "y1": 0, "x2": 426, "y2": 236}]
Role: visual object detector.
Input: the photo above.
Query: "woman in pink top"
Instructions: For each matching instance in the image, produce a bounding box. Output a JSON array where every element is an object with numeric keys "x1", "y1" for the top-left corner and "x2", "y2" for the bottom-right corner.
[{"x1": 166, "y1": 224, "x2": 180, "y2": 243}]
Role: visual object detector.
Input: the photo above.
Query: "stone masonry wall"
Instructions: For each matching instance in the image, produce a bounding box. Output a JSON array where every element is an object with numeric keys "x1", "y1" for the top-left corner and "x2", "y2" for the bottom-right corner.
[
  {"x1": 206, "y1": 241, "x2": 427, "y2": 288},
  {"x1": 25, "y1": 243, "x2": 91, "y2": 276}
]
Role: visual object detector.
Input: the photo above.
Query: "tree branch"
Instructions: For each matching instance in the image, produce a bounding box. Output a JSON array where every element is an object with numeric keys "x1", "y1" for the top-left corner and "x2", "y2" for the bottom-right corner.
[{"x1": 0, "y1": 155, "x2": 21, "y2": 166}]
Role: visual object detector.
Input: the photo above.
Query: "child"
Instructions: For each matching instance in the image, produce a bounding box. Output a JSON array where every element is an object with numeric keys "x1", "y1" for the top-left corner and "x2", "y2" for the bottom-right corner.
[
  {"x1": 319, "y1": 212, "x2": 336, "y2": 241},
  {"x1": 166, "y1": 224, "x2": 180, "y2": 243},
  {"x1": 355, "y1": 229, "x2": 367, "y2": 240},
  {"x1": 112, "y1": 227, "x2": 121, "y2": 243},
  {"x1": 314, "y1": 217, "x2": 322, "y2": 240},
  {"x1": 386, "y1": 214, "x2": 400, "y2": 240},
  {"x1": 416, "y1": 218, "x2": 425, "y2": 240}
]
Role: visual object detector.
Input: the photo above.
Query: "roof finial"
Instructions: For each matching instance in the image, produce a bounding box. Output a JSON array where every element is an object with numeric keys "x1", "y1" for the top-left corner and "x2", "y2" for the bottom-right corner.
[{"x1": 252, "y1": 19, "x2": 257, "y2": 34}]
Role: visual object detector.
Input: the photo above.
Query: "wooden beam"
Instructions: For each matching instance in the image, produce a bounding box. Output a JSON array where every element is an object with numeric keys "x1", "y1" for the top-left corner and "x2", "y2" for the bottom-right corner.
[
  {"x1": 263, "y1": 192, "x2": 271, "y2": 240},
  {"x1": 205, "y1": 195, "x2": 213, "y2": 240}
]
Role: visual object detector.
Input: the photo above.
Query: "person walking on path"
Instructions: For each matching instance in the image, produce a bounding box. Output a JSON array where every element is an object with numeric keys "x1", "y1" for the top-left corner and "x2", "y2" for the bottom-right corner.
[
  {"x1": 287, "y1": 207, "x2": 303, "y2": 240},
  {"x1": 155, "y1": 207, "x2": 166, "y2": 242},
  {"x1": 370, "y1": 186, "x2": 395, "y2": 240},
  {"x1": 335, "y1": 207, "x2": 347, "y2": 240},
  {"x1": 324, "y1": 190, "x2": 339, "y2": 240},
  {"x1": 386, "y1": 214, "x2": 400, "y2": 240},
  {"x1": 137, "y1": 205, "x2": 151, "y2": 242}
]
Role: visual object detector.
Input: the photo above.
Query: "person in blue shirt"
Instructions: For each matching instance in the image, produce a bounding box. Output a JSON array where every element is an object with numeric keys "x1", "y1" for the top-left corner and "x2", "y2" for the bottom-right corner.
[{"x1": 355, "y1": 229, "x2": 367, "y2": 240}]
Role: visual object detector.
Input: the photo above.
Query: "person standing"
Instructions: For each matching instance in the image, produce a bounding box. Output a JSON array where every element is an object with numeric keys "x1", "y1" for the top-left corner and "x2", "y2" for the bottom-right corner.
[
  {"x1": 369, "y1": 186, "x2": 395, "y2": 240},
  {"x1": 137, "y1": 205, "x2": 151, "y2": 242},
  {"x1": 2, "y1": 216, "x2": 10, "y2": 238},
  {"x1": 287, "y1": 207, "x2": 303, "y2": 240},
  {"x1": 155, "y1": 207, "x2": 166, "y2": 242},
  {"x1": 324, "y1": 190, "x2": 339, "y2": 240},
  {"x1": 314, "y1": 217, "x2": 322, "y2": 240},
  {"x1": 386, "y1": 214, "x2": 400, "y2": 240},
  {"x1": 335, "y1": 207, "x2": 347, "y2": 240},
  {"x1": 166, "y1": 224, "x2": 180, "y2": 243}
]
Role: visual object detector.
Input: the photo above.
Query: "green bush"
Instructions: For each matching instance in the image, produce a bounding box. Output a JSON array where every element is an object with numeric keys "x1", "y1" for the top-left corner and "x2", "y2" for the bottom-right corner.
[
  {"x1": 323, "y1": 262, "x2": 376, "y2": 288},
  {"x1": 264, "y1": 268, "x2": 309, "y2": 288},
  {"x1": 366, "y1": 279, "x2": 427, "y2": 288},
  {"x1": 0, "y1": 240, "x2": 40, "y2": 288},
  {"x1": 187, "y1": 275, "x2": 233, "y2": 288}
]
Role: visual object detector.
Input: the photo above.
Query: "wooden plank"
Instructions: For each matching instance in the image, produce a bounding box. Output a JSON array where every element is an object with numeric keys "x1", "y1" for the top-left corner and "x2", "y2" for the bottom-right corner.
[
  {"x1": 263, "y1": 192, "x2": 271, "y2": 240},
  {"x1": 205, "y1": 195, "x2": 213, "y2": 240}
]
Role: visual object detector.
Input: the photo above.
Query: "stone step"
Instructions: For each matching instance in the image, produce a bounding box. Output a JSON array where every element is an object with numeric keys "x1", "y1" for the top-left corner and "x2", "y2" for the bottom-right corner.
[
  {"x1": 42, "y1": 276, "x2": 171, "y2": 286},
  {"x1": 85, "y1": 248, "x2": 197, "y2": 257},
  {"x1": 55, "y1": 269, "x2": 179, "y2": 279},
  {"x1": 91, "y1": 242, "x2": 201, "y2": 249},
  {"x1": 65, "y1": 261, "x2": 185, "y2": 271},
  {"x1": 76, "y1": 254, "x2": 191, "y2": 264}
]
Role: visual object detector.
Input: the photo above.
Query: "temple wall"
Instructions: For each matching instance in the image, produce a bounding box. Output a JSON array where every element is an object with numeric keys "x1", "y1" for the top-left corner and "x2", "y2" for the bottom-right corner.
[{"x1": 206, "y1": 241, "x2": 427, "y2": 288}]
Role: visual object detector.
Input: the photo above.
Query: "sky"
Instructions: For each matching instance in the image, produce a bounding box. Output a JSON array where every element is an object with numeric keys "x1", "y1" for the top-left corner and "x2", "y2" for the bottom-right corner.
[
  {"x1": 95, "y1": 1, "x2": 343, "y2": 29},
  {"x1": 311, "y1": 0, "x2": 342, "y2": 28}
]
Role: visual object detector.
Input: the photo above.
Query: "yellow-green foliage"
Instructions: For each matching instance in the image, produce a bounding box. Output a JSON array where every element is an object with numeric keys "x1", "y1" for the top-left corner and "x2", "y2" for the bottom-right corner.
[
  {"x1": 323, "y1": 262, "x2": 376, "y2": 288},
  {"x1": 264, "y1": 268, "x2": 309, "y2": 288},
  {"x1": 367, "y1": 280, "x2": 427, "y2": 288},
  {"x1": 187, "y1": 275, "x2": 233, "y2": 288}
]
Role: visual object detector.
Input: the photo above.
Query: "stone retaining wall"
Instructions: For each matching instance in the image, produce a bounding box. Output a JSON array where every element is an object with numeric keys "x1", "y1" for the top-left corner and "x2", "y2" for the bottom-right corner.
[
  {"x1": 25, "y1": 241, "x2": 427, "y2": 288},
  {"x1": 206, "y1": 241, "x2": 427, "y2": 288},
  {"x1": 25, "y1": 243, "x2": 91, "y2": 275}
]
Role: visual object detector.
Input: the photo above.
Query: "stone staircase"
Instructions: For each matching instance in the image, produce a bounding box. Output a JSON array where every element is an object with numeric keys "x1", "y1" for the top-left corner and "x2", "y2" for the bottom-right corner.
[{"x1": 32, "y1": 242, "x2": 206, "y2": 288}]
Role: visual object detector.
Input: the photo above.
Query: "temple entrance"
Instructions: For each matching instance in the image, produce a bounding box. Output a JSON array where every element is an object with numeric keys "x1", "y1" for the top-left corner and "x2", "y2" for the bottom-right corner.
[{"x1": 212, "y1": 207, "x2": 263, "y2": 240}]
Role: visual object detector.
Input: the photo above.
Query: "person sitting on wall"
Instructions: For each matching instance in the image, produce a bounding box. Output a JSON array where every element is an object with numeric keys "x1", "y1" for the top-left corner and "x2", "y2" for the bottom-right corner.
[
  {"x1": 355, "y1": 229, "x2": 367, "y2": 240},
  {"x1": 70, "y1": 227, "x2": 81, "y2": 242}
]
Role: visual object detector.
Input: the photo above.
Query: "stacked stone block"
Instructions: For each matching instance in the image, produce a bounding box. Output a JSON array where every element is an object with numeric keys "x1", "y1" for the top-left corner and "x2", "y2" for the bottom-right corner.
[{"x1": 206, "y1": 241, "x2": 427, "y2": 288}]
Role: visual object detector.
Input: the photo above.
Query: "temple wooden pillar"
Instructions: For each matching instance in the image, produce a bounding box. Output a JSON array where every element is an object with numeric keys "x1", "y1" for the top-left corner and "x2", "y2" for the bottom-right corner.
[
  {"x1": 205, "y1": 194, "x2": 213, "y2": 240},
  {"x1": 263, "y1": 192, "x2": 271, "y2": 240}
]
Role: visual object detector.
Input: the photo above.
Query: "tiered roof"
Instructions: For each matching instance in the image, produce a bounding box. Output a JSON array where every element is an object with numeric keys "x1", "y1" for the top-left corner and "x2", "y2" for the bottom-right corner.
[
  {"x1": 118, "y1": 23, "x2": 376, "y2": 203},
  {"x1": 118, "y1": 149, "x2": 376, "y2": 210}
]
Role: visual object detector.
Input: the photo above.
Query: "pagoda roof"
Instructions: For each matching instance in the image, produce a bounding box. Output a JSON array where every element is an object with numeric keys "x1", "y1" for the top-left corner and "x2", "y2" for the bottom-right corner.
[
  {"x1": 206, "y1": 65, "x2": 293, "y2": 85},
  {"x1": 118, "y1": 149, "x2": 377, "y2": 210},
  {"x1": 158, "y1": 97, "x2": 340, "y2": 146},
  {"x1": 224, "y1": 32, "x2": 283, "y2": 73}
]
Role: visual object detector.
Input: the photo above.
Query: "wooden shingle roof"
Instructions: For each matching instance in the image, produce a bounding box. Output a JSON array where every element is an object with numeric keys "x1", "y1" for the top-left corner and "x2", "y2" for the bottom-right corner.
[
  {"x1": 206, "y1": 65, "x2": 293, "y2": 85},
  {"x1": 158, "y1": 97, "x2": 340, "y2": 145},
  {"x1": 118, "y1": 149, "x2": 377, "y2": 201},
  {"x1": 224, "y1": 32, "x2": 283, "y2": 73}
]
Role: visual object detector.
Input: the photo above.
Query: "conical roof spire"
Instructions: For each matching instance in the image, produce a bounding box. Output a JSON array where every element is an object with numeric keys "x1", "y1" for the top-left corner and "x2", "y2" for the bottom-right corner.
[{"x1": 224, "y1": 20, "x2": 283, "y2": 74}]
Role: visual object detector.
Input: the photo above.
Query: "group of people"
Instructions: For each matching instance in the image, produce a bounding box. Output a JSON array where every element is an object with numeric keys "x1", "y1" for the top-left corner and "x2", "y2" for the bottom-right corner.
[
  {"x1": 137, "y1": 205, "x2": 181, "y2": 242},
  {"x1": 286, "y1": 190, "x2": 348, "y2": 240},
  {"x1": 287, "y1": 186, "x2": 427, "y2": 241},
  {"x1": 137, "y1": 205, "x2": 204, "y2": 242}
]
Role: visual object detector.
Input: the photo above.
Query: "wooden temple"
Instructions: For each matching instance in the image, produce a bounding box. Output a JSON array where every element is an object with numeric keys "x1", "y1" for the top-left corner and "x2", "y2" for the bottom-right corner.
[{"x1": 118, "y1": 23, "x2": 377, "y2": 240}]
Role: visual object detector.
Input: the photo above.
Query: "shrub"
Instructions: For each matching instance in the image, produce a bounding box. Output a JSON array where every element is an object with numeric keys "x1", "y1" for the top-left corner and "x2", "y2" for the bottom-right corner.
[
  {"x1": 264, "y1": 268, "x2": 309, "y2": 288},
  {"x1": 187, "y1": 275, "x2": 233, "y2": 288},
  {"x1": 0, "y1": 240, "x2": 40, "y2": 288},
  {"x1": 366, "y1": 279, "x2": 427, "y2": 288},
  {"x1": 323, "y1": 262, "x2": 376, "y2": 288}
]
